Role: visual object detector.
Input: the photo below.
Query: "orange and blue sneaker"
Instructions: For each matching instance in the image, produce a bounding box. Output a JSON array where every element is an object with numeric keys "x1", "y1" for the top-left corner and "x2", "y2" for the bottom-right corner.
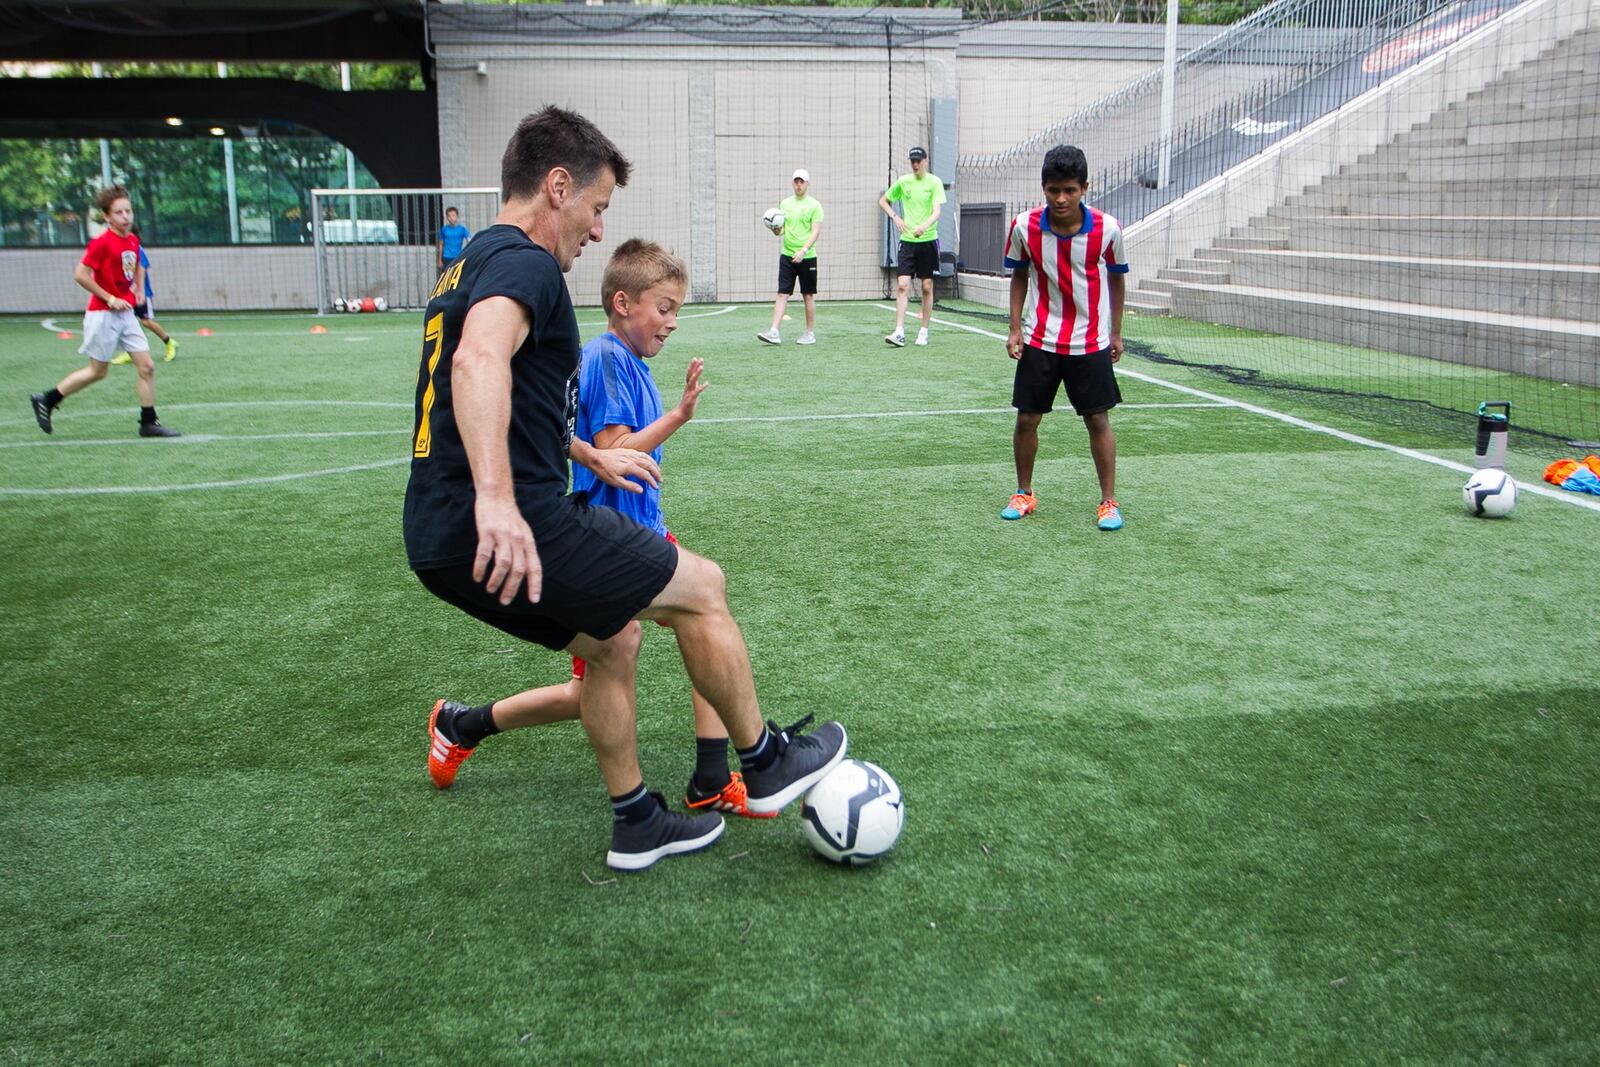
[
  {"x1": 1000, "y1": 491, "x2": 1036, "y2": 521},
  {"x1": 685, "y1": 771, "x2": 777, "y2": 819},
  {"x1": 427, "y1": 699, "x2": 476, "y2": 789},
  {"x1": 1097, "y1": 499, "x2": 1124, "y2": 531}
]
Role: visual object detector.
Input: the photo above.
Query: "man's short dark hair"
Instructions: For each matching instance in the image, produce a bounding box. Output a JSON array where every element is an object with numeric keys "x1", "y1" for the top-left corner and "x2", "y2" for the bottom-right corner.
[
  {"x1": 501, "y1": 106, "x2": 631, "y2": 202},
  {"x1": 445, "y1": 205, "x2": 458, "y2": 215},
  {"x1": 1042, "y1": 145, "x2": 1089, "y2": 186}
]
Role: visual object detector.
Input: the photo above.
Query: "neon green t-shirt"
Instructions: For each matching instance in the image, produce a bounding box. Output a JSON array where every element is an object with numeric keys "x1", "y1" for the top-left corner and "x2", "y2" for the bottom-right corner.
[
  {"x1": 779, "y1": 194, "x2": 823, "y2": 260},
  {"x1": 885, "y1": 172, "x2": 946, "y2": 243}
]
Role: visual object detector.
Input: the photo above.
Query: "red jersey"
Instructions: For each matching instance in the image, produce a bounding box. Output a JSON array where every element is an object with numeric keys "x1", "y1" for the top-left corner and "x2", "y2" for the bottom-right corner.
[
  {"x1": 1003, "y1": 204, "x2": 1129, "y2": 355},
  {"x1": 81, "y1": 228, "x2": 142, "y2": 311}
]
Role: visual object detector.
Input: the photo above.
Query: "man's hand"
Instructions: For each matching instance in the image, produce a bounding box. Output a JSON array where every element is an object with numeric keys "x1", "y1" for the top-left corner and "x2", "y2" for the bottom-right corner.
[
  {"x1": 1109, "y1": 333, "x2": 1124, "y2": 363},
  {"x1": 472, "y1": 495, "x2": 541, "y2": 605},
  {"x1": 1007, "y1": 327, "x2": 1024, "y2": 360},
  {"x1": 912, "y1": 226, "x2": 926, "y2": 238},
  {"x1": 675, "y1": 358, "x2": 707, "y2": 422},
  {"x1": 792, "y1": 252, "x2": 804, "y2": 263},
  {"x1": 585, "y1": 448, "x2": 661, "y2": 495},
  {"x1": 893, "y1": 216, "x2": 907, "y2": 234}
]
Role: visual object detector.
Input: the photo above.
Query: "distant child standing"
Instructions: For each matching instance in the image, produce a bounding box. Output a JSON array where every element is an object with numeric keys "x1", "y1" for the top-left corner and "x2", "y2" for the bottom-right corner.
[
  {"x1": 30, "y1": 185, "x2": 179, "y2": 437},
  {"x1": 1001, "y1": 145, "x2": 1127, "y2": 530},
  {"x1": 425, "y1": 238, "x2": 771, "y2": 819},
  {"x1": 756, "y1": 168, "x2": 823, "y2": 346},
  {"x1": 111, "y1": 230, "x2": 178, "y2": 365},
  {"x1": 437, "y1": 206, "x2": 470, "y2": 271}
]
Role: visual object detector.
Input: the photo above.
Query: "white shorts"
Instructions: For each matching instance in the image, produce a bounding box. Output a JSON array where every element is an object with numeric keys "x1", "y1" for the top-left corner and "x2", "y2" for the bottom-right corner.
[{"x1": 79, "y1": 309, "x2": 149, "y2": 362}]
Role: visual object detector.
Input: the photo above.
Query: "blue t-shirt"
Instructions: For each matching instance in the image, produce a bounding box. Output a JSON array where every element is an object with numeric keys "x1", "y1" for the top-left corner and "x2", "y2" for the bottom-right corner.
[
  {"x1": 570, "y1": 332, "x2": 665, "y2": 536},
  {"x1": 439, "y1": 223, "x2": 470, "y2": 261},
  {"x1": 138, "y1": 246, "x2": 152, "y2": 298}
]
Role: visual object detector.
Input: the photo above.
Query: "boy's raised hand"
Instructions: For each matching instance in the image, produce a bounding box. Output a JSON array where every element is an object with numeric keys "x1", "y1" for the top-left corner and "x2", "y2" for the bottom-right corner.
[{"x1": 676, "y1": 357, "x2": 707, "y2": 421}]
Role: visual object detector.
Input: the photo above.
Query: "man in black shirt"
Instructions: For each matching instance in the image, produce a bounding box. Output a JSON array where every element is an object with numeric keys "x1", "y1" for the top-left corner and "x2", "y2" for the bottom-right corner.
[{"x1": 405, "y1": 107, "x2": 847, "y2": 871}]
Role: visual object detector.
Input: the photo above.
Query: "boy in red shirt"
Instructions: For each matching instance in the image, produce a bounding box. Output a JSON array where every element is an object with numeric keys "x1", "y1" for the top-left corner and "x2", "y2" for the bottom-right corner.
[{"x1": 29, "y1": 185, "x2": 179, "y2": 437}]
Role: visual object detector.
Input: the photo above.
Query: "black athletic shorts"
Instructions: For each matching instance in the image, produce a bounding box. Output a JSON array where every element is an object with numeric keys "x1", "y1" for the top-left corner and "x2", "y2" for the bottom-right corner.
[
  {"x1": 1012, "y1": 344, "x2": 1122, "y2": 417},
  {"x1": 777, "y1": 255, "x2": 818, "y2": 296},
  {"x1": 133, "y1": 301, "x2": 151, "y2": 320},
  {"x1": 896, "y1": 240, "x2": 940, "y2": 280},
  {"x1": 414, "y1": 496, "x2": 678, "y2": 651}
]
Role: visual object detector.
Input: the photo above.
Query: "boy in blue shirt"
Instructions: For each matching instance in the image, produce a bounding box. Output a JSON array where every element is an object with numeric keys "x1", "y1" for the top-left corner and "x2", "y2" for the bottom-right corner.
[
  {"x1": 437, "y1": 206, "x2": 470, "y2": 271},
  {"x1": 111, "y1": 233, "x2": 177, "y2": 365},
  {"x1": 426, "y1": 238, "x2": 773, "y2": 820}
]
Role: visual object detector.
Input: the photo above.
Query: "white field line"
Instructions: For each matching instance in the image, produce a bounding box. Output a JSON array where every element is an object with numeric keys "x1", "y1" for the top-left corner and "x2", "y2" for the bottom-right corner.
[
  {"x1": 33, "y1": 304, "x2": 742, "y2": 338},
  {"x1": 0, "y1": 458, "x2": 409, "y2": 496},
  {"x1": 897, "y1": 306, "x2": 1600, "y2": 515}
]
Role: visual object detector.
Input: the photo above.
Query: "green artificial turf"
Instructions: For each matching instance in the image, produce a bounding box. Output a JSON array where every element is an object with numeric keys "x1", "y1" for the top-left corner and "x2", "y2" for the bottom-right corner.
[{"x1": 1, "y1": 303, "x2": 1596, "y2": 1064}]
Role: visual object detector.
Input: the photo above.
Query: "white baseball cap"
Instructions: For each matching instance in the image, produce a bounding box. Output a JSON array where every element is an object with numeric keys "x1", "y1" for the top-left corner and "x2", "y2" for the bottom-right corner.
[{"x1": 792, "y1": 169, "x2": 810, "y2": 182}]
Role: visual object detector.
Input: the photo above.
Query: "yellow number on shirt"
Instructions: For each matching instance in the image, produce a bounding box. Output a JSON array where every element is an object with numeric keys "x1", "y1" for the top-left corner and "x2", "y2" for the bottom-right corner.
[{"x1": 413, "y1": 312, "x2": 445, "y2": 458}]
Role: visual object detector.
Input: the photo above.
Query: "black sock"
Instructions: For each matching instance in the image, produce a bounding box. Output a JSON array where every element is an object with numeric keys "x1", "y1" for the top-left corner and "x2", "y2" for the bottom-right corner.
[
  {"x1": 140, "y1": 406, "x2": 157, "y2": 425},
  {"x1": 736, "y1": 729, "x2": 779, "y2": 773},
  {"x1": 693, "y1": 737, "x2": 731, "y2": 791},
  {"x1": 449, "y1": 703, "x2": 499, "y2": 749},
  {"x1": 44, "y1": 388, "x2": 63, "y2": 409},
  {"x1": 610, "y1": 784, "x2": 656, "y2": 825}
]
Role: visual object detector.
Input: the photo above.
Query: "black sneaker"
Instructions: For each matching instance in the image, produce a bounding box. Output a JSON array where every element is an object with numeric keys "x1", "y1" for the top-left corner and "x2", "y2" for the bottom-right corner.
[
  {"x1": 29, "y1": 394, "x2": 53, "y2": 434},
  {"x1": 605, "y1": 792, "x2": 725, "y2": 872},
  {"x1": 138, "y1": 421, "x2": 181, "y2": 438},
  {"x1": 743, "y1": 715, "x2": 848, "y2": 816}
]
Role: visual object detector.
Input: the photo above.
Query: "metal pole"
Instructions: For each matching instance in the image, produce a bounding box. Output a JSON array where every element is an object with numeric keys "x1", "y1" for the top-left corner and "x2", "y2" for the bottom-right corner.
[
  {"x1": 312, "y1": 190, "x2": 328, "y2": 315},
  {"x1": 219, "y1": 63, "x2": 240, "y2": 243},
  {"x1": 341, "y1": 63, "x2": 358, "y2": 235},
  {"x1": 1157, "y1": 0, "x2": 1179, "y2": 190},
  {"x1": 92, "y1": 63, "x2": 112, "y2": 188}
]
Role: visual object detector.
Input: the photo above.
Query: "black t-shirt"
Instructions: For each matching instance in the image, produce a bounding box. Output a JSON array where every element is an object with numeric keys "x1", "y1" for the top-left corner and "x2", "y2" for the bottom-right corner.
[{"x1": 403, "y1": 224, "x2": 582, "y2": 570}]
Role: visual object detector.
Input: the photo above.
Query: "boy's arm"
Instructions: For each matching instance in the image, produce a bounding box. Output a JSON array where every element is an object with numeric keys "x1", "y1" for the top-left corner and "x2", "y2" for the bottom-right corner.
[
  {"x1": 569, "y1": 436, "x2": 660, "y2": 493},
  {"x1": 590, "y1": 358, "x2": 706, "y2": 455},
  {"x1": 796, "y1": 222, "x2": 822, "y2": 260},
  {"x1": 1108, "y1": 273, "x2": 1125, "y2": 362},
  {"x1": 73, "y1": 261, "x2": 129, "y2": 311},
  {"x1": 879, "y1": 190, "x2": 905, "y2": 234},
  {"x1": 132, "y1": 263, "x2": 146, "y2": 302},
  {"x1": 914, "y1": 203, "x2": 941, "y2": 239},
  {"x1": 437, "y1": 233, "x2": 445, "y2": 268},
  {"x1": 1006, "y1": 266, "x2": 1029, "y2": 358}
]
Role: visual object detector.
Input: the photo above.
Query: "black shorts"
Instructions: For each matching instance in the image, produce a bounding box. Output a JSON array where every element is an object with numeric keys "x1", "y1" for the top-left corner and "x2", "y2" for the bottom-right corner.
[
  {"x1": 414, "y1": 497, "x2": 678, "y2": 652},
  {"x1": 896, "y1": 240, "x2": 940, "y2": 280},
  {"x1": 777, "y1": 255, "x2": 818, "y2": 296},
  {"x1": 1012, "y1": 344, "x2": 1122, "y2": 417},
  {"x1": 134, "y1": 301, "x2": 151, "y2": 320}
]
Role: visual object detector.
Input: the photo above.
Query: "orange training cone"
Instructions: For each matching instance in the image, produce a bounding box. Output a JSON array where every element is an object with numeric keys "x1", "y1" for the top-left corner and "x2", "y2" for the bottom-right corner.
[
  {"x1": 57, "y1": 331, "x2": 73, "y2": 339},
  {"x1": 197, "y1": 327, "x2": 213, "y2": 336},
  {"x1": 310, "y1": 324, "x2": 328, "y2": 334}
]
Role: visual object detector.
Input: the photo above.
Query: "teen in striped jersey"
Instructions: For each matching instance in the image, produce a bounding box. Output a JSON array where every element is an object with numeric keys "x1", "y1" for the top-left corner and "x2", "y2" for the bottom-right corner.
[{"x1": 1000, "y1": 145, "x2": 1129, "y2": 531}]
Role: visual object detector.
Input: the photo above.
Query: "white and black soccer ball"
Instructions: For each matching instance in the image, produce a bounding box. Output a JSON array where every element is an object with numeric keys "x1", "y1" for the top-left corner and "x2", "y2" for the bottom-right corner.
[
  {"x1": 373, "y1": 296, "x2": 388, "y2": 312},
  {"x1": 346, "y1": 297, "x2": 362, "y2": 313},
  {"x1": 1463, "y1": 468, "x2": 1517, "y2": 518},
  {"x1": 762, "y1": 207, "x2": 785, "y2": 234},
  {"x1": 331, "y1": 297, "x2": 345, "y2": 313},
  {"x1": 800, "y1": 759, "x2": 903, "y2": 865}
]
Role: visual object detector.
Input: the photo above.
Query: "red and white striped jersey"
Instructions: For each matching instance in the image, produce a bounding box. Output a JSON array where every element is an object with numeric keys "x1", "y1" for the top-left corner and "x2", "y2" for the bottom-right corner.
[{"x1": 1004, "y1": 204, "x2": 1129, "y2": 355}]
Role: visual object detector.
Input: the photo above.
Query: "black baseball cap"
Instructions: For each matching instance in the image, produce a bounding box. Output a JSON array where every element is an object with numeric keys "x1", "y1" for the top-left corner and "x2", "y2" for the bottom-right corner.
[{"x1": 909, "y1": 146, "x2": 927, "y2": 161}]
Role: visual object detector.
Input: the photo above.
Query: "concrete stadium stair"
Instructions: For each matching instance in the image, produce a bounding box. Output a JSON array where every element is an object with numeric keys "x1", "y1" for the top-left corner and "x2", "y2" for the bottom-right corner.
[{"x1": 1129, "y1": 21, "x2": 1600, "y2": 387}]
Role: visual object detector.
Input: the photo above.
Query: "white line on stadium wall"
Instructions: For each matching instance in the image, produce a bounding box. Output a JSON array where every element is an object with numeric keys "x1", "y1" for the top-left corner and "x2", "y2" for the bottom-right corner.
[
  {"x1": 895, "y1": 307, "x2": 1600, "y2": 515},
  {"x1": 0, "y1": 458, "x2": 409, "y2": 496}
]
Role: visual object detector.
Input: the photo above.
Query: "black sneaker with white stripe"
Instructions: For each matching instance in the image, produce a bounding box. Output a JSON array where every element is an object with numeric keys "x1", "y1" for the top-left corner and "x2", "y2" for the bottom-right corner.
[
  {"x1": 29, "y1": 394, "x2": 53, "y2": 434},
  {"x1": 743, "y1": 715, "x2": 848, "y2": 815},
  {"x1": 605, "y1": 792, "x2": 725, "y2": 872}
]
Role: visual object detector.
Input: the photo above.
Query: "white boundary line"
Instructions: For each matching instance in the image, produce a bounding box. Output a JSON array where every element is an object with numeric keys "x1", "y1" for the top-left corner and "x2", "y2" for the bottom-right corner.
[
  {"x1": 0, "y1": 458, "x2": 409, "y2": 496},
  {"x1": 899, "y1": 306, "x2": 1600, "y2": 515}
]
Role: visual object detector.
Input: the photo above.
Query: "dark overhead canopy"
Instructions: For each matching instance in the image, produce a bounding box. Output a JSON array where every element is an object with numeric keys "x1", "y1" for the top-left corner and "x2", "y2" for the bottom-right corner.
[{"x1": 0, "y1": 0, "x2": 427, "y2": 62}]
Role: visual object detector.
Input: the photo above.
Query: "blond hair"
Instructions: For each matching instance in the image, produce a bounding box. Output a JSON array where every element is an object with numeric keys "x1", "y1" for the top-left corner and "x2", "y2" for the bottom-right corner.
[{"x1": 602, "y1": 238, "x2": 687, "y2": 313}]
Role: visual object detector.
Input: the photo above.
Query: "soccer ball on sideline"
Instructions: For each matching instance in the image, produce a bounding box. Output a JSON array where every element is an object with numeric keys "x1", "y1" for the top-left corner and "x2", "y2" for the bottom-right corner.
[
  {"x1": 1463, "y1": 468, "x2": 1518, "y2": 517},
  {"x1": 762, "y1": 207, "x2": 785, "y2": 234},
  {"x1": 800, "y1": 759, "x2": 904, "y2": 865}
]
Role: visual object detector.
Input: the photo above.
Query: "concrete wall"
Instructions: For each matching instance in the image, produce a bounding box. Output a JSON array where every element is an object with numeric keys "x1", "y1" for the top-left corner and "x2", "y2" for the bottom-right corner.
[{"x1": 0, "y1": 245, "x2": 317, "y2": 314}]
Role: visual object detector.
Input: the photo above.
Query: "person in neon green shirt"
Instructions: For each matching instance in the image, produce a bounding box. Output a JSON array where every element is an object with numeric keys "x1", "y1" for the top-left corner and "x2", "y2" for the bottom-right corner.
[
  {"x1": 758, "y1": 169, "x2": 824, "y2": 346},
  {"x1": 878, "y1": 146, "x2": 946, "y2": 347}
]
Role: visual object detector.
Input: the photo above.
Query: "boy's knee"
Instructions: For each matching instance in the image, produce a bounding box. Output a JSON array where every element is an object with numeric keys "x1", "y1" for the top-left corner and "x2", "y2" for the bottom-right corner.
[{"x1": 87, "y1": 361, "x2": 108, "y2": 381}]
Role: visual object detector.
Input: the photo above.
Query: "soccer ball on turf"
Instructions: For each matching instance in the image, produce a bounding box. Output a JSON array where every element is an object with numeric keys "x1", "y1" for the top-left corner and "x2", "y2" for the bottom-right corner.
[
  {"x1": 1463, "y1": 468, "x2": 1517, "y2": 517},
  {"x1": 763, "y1": 207, "x2": 785, "y2": 234},
  {"x1": 800, "y1": 759, "x2": 904, "y2": 865},
  {"x1": 331, "y1": 297, "x2": 345, "y2": 313},
  {"x1": 345, "y1": 297, "x2": 362, "y2": 313},
  {"x1": 373, "y1": 297, "x2": 388, "y2": 312},
  {"x1": 359, "y1": 297, "x2": 377, "y2": 313}
]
